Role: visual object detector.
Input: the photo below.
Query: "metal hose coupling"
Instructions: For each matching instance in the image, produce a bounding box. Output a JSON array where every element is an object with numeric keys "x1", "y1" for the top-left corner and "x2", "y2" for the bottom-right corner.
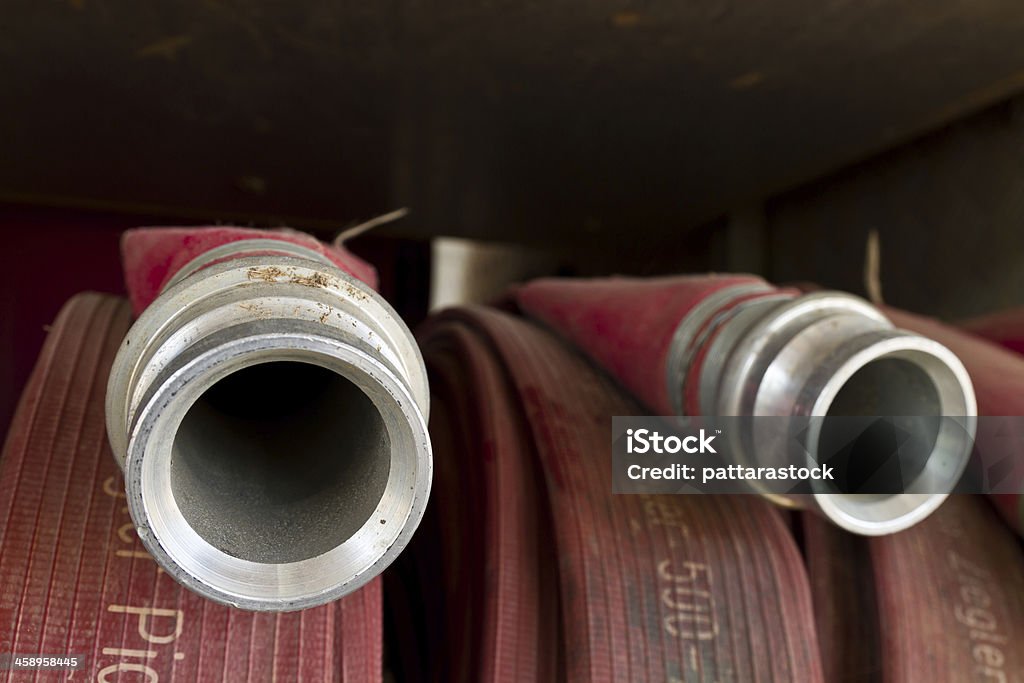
[
  {"x1": 106, "y1": 237, "x2": 432, "y2": 611},
  {"x1": 516, "y1": 275, "x2": 977, "y2": 536},
  {"x1": 667, "y1": 285, "x2": 977, "y2": 535}
]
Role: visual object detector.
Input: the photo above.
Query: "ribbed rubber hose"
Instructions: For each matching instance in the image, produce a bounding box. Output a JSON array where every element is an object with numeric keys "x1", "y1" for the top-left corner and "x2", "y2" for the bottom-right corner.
[
  {"x1": 401, "y1": 305, "x2": 824, "y2": 682},
  {"x1": 803, "y1": 495, "x2": 1024, "y2": 682},
  {"x1": 0, "y1": 294, "x2": 381, "y2": 682}
]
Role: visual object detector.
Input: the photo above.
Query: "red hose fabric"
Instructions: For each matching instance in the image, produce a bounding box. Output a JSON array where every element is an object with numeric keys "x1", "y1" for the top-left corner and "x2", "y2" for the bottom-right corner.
[
  {"x1": 882, "y1": 307, "x2": 1024, "y2": 535},
  {"x1": 961, "y1": 306, "x2": 1024, "y2": 357},
  {"x1": 804, "y1": 496, "x2": 1024, "y2": 682},
  {"x1": 515, "y1": 275, "x2": 767, "y2": 414},
  {"x1": 801, "y1": 515, "x2": 880, "y2": 683},
  {"x1": 0, "y1": 293, "x2": 381, "y2": 682},
  {"x1": 958, "y1": 306, "x2": 1024, "y2": 534},
  {"x1": 121, "y1": 226, "x2": 378, "y2": 314},
  {"x1": 408, "y1": 305, "x2": 824, "y2": 682},
  {"x1": 391, "y1": 318, "x2": 560, "y2": 682}
]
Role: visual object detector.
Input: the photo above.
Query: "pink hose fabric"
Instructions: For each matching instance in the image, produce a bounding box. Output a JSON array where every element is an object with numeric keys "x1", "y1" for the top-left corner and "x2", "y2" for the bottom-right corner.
[{"x1": 121, "y1": 226, "x2": 377, "y2": 314}]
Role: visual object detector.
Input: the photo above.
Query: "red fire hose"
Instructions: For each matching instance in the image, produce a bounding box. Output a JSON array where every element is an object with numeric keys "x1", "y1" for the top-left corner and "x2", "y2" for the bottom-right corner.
[
  {"x1": 0, "y1": 294, "x2": 381, "y2": 681},
  {"x1": 514, "y1": 275, "x2": 977, "y2": 535},
  {"x1": 881, "y1": 307, "x2": 1024, "y2": 535},
  {"x1": 803, "y1": 495, "x2": 1024, "y2": 682},
  {"x1": 957, "y1": 306, "x2": 1024, "y2": 533},
  {"x1": 961, "y1": 306, "x2": 1024, "y2": 357},
  {"x1": 398, "y1": 305, "x2": 824, "y2": 682},
  {"x1": 389, "y1": 315, "x2": 560, "y2": 682}
]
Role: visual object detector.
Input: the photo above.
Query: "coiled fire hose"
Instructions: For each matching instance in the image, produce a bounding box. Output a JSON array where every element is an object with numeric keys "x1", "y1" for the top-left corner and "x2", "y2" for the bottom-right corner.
[
  {"x1": 961, "y1": 306, "x2": 1024, "y2": 356},
  {"x1": 783, "y1": 296, "x2": 1024, "y2": 680},
  {"x1": 956, "y1": 307, "x2": 1024, "y2": 534},
  {"x1": 394, "y1": 305, "x2": 825, "y2": 682},
  {"x1": 834, "y1": 303, "x2": 1024, "y2": 537},
  {"x1": 514, "y1": 275, "x2": 977, "y2": 535},
  {"x1": 0, "y1": 293, "x2": 382, "y2": 681},
  {"x1": 803, "y1": 495, "x2": 1024, "y2": 682},
  {"x1": 105, "y1": 227, "x2": 432, "y2": 611}
]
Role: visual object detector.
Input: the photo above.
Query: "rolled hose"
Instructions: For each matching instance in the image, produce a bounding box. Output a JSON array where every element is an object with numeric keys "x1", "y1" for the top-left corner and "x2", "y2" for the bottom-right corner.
[
  {"x1": 105, "y1": 227, "x2": 432, "y2": 611},
  {"x1": 955, "y1": 307, "x2": 1024, "y2": 534},
  {"x1": 803, "y1": 495, "x2": 1024, "y2": 682},
  {"x1": 515, "y1": 275, "x2": 978, "y2": 535},
  {"x1": 395, "y1": 305, "x2": 824, "y2": 682},
  {"x1": 388, "y1": 316, "x2": 560, "y2": 682},
  {"x1": 0, "y1": 293, "x2": 382, "y2": 681},
  {"x1": 960, "y1": 305, "x2": 1024, "y2": 357},
  {"x1": 865, "y1": 306, "x2": 1024, "y2": 536}
]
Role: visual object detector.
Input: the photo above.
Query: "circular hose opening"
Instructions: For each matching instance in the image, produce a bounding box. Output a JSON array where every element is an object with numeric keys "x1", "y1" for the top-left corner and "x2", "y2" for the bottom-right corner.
[
  {"x1": 170, "y1": 361, "x2": 391, "y2": 564},
  {"x1": 819, "y1": 357, "x2": 941, "y2": 495},
  {"x1": 811, "y1": 344, "x2": 975, "y2": 534}
]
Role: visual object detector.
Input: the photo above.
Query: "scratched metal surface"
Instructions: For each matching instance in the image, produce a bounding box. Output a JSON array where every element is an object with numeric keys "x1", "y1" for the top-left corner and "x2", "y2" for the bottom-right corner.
[{"x1": 3, "y1": 1, "x2": 1024, "y2": 247}]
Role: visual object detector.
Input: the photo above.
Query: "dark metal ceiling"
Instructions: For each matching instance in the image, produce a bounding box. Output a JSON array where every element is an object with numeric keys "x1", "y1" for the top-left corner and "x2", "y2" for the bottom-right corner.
[{"x1": 4, "y1": 1, "x2": 1024, "y2": 247}]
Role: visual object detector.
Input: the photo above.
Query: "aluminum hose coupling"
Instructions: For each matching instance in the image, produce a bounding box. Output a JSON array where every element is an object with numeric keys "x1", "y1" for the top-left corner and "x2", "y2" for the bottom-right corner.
[
  {"x1": 106, "y1": 234, "x2": 432, "y2": 611},
  {"x1": 517, "y1": 275, "x2": 977, "y2": 536}
]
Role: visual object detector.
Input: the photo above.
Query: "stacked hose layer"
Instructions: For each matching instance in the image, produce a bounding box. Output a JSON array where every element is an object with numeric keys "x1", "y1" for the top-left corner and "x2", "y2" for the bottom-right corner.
[
  {"x1": 803, "y1": 496, "x2": 1024, "y2": 682},
  {"x1": 961, "y1": 306, "x2": 1024, "y2": 356},
  {"x1": 515, "y1": 275, "x2": 977, "y2": 535},
  {"x1": 956, "y1": 307, "x2": 1024, "y2": 534},
  {"x1": 105, "y1": 227, "x2": 432, "y2": 610},
  {"x1": 398, "y1": 305, "x2": 824, "y2": 682},
  {"x1": 0, "y1": 294, "x2": 381, "y2": 681},
  {"x1": 886, "y1": 308, "x2": 1024, "y2": 536}
]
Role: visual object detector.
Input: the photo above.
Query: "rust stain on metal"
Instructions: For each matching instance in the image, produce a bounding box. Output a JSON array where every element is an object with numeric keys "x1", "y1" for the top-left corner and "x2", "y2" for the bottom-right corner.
[
  {"x1": 342, "y1": 283, "x2": 370, "y2": 302},
  {"x1": 246, "y1": 266, "x2": 333, "y2": 289},
  {"x1": 238, "y1": 301, "x2": 271, "y2": 319}
]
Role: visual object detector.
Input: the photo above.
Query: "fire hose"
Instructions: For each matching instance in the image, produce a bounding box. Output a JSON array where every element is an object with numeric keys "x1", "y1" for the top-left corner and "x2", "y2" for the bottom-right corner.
[
  {"x1": 514, "y1": 275, "x2": 977, "y2": 535},
  {"x1": 0, "y1": 293, "x2": 382, "y2": 681},
  {"x1": 104, "y1": 227, "x2": 432, "y2": 611},
  {"x1": 783, "y1": 281, "x2": 1024, "y2": 537},
  {"x1": 803, "y1": 495, "x2": 1024, "y2": 682},
  {"x1": 955, "y1": 306, "x2": 1024, "y2": 534},
  {"x1": 779, "y1": 295, "x2": 1024, "y2": 680},
  {"x1": 3, "y1": 231, "x2": 1017, "y2": 682},
  {"x1": 882, "y1": 307, "x2": 1024, "y2": 536},
  {"x1": 394, "y1": 305, "x2": 825, "y2": 682},
  {"x1": 961, "y1": 306, "x2": 1024, "y2": 357}
]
